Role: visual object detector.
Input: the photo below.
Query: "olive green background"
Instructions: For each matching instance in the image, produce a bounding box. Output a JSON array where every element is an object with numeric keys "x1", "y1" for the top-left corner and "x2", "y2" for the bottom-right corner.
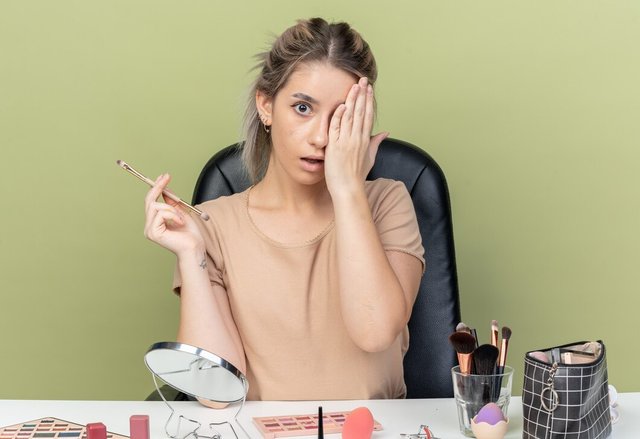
[{"x1": 1, "y1": 0, "x2": 638, "y2": 400}]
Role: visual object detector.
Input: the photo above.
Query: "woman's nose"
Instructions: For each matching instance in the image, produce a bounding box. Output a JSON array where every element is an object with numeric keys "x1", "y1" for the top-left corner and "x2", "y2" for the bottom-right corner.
[{"x1": 308, "y1": 116, "x2": 329, "y2": 148}]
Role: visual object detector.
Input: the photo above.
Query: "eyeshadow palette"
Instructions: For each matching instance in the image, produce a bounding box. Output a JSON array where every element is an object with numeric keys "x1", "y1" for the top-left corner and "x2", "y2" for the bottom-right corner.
[
  {"x1": 253, "y1": 410, "x2": 382, "y2": 438},
  {"x1": 0, "y1": 418, "x2": 128, "y2": 439}
]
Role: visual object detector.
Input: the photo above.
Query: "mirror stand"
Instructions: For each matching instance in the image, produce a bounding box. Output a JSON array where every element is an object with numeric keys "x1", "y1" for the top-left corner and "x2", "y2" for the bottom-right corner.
[{"x1": 145, "y1": 342, "x2": 250, "y2": 439}]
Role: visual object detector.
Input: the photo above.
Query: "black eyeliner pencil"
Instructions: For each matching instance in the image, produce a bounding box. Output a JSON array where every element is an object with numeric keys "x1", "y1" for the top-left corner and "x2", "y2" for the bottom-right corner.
[{"x1": 318, "y1": 406, "x2": 323, "y2": 439}]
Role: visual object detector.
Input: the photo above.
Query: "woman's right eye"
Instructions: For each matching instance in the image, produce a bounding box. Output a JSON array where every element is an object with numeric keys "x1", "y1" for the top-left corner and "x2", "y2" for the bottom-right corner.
[{"x1": 292, "y1": 102, "x2": 312, "y2": 115}]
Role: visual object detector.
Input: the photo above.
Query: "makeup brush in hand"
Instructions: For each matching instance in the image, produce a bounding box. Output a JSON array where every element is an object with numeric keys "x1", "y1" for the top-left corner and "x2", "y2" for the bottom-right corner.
[{"x1": 449, "y1": 331, "x2": 476, "y2": 374}]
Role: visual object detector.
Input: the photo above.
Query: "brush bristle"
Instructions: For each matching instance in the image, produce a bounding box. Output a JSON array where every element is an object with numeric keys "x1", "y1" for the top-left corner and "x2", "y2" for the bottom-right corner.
[
  {"x1": 456, "y1": 322, "x2": 470, "y2": 333},
  {"x1": 492, "y1": 319, "x2": 498, "y2": 329},
  {"x1": 502, "y1": 326, "x2": 512, "y2": 340},
  {"x1": 449, "y1": 331, "x2": 476, "y2": 354},
  {"x1": 473, "y1": 344, "x2": 499, "y2": 375},
  {"x1": 116, "y1": 159, "x2": 125, "y2": 168}
]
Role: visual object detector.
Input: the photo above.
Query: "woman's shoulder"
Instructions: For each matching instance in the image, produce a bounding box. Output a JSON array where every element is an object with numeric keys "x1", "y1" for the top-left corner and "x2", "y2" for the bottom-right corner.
[
  {"x1": 365, "y1": 178, "x2": 415, "y2": 221},
  {"x1": 364, "y1": 178, "x2": 408, "y2": 200},
  {"x1": 195, "y1": 189, "x2": 250, "y2": 219}
]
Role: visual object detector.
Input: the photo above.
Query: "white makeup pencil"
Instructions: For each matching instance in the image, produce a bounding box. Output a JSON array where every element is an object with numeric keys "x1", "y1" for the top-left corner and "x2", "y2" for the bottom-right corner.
[{"x1": 116, "y1": 160, "x2": 210, "y2": 221}]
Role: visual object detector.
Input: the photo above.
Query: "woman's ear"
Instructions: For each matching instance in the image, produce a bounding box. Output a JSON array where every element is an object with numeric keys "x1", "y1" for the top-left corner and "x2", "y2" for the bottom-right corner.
[{"x1": 256, "y1": 90, "x2": 273, "y2": 125}]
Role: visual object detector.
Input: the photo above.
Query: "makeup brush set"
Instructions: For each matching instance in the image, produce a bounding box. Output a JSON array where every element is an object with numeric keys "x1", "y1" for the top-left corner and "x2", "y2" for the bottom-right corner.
[
  {"x1": 449, "y1": 320, "x2": 512, "y2": 408},
  {"x1": 449, "y1": 321, "x2": 514, "y2": 437},
  {"x1": 449, "y1": 320, "x2": 511, "y2": 381}
]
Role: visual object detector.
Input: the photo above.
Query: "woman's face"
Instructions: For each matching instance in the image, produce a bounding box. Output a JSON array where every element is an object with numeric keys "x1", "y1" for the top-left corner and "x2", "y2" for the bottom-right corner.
[{"x1": 257, "y1": 62, "x2": 358, "y2": 186}]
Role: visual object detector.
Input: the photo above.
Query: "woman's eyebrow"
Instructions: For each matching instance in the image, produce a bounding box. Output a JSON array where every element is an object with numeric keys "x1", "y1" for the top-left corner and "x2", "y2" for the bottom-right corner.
[{"x1": 291, "y1": 92, "x2": 318, "y2": 104}]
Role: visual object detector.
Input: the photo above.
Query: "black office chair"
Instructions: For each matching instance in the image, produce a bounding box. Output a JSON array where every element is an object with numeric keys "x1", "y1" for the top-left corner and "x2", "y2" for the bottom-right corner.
[{"x1": 147, "y1": 138, "x2": 461, "y2": 400}]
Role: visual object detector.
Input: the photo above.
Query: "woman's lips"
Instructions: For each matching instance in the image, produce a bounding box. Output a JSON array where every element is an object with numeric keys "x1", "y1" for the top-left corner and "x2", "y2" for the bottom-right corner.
[{"x1": 300, "y1": 157, "x2": 324, "y2": 171}]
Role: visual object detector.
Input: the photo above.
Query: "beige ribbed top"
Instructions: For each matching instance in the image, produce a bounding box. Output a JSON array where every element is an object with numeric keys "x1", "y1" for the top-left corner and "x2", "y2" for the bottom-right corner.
[{"x1": 173, "y1": 178, "x2": 425, "y2": 400}]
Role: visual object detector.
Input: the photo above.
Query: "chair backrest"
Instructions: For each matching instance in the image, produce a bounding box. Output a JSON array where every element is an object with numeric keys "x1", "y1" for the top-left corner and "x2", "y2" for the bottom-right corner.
[{"x1": 192, "y1": 138, "x2": 461, "y2": 398}]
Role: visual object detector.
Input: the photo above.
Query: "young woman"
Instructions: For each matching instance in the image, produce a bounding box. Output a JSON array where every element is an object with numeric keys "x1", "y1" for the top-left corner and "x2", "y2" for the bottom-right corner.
[{"x1": 143, "y1": 18, "x2": 425, "y2": 402}]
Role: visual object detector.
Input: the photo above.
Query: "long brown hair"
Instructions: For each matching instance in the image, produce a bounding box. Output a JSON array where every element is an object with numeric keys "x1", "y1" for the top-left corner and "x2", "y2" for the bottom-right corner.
[{"x1": 241, "y1": 17, "x2": 377, "y2": 182}]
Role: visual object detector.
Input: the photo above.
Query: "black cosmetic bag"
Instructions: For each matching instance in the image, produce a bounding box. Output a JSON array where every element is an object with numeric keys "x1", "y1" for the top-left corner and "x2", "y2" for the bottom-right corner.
[{"x1": 522, "y1": 341, "x2": 611, "y2": 439}]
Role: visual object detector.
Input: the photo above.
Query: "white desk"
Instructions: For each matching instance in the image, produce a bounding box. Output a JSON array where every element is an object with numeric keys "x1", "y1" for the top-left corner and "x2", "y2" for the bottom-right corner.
[{"x1": 1, "y1": 395, "x2": 637, "y2": 438}]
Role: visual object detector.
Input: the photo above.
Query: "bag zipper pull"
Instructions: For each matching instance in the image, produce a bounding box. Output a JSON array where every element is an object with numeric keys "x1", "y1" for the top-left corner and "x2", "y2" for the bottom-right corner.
[{"x1": 540, "y1": 362, "x2": 560, "y2": 412}]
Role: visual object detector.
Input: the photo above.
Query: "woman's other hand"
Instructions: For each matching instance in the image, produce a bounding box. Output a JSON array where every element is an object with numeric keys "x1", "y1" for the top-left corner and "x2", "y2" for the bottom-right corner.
[
  {"x1": 143, "y1": 174, "x2": 206, "y2": 255},
  {"x1": 324, "y1": 77, "x2": 388, "y2": 195}
]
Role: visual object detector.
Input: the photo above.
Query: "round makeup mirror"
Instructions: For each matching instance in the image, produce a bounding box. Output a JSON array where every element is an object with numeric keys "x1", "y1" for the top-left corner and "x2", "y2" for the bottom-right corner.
[{"x1": 144, "y1": 341, "x2": 247, "y2": 403}]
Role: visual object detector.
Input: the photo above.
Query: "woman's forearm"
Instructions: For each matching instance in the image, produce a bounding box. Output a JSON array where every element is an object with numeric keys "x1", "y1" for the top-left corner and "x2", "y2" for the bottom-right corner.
[
  {"x1": 332, "y1": 187, "x2": 415, "y2": 353},
  {"x1": 175, "y1": 247, "x2": 246, "y2": 374}
]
